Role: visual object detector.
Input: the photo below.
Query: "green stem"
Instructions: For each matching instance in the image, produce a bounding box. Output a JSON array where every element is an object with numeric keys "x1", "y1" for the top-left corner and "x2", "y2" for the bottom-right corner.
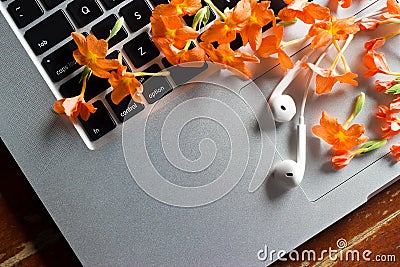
[
  {"x1": 204, "y1": 0, "x2": 226, "y2": 21},
  {"x1": 79, "y1": 73, "x2": 88, "y2": 98}
]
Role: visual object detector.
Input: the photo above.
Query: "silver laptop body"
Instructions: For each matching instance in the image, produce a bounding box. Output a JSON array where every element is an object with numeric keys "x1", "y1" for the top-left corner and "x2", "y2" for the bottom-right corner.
[{"x1": 1, "y1": 0, "x2": 399, "y2": 266}]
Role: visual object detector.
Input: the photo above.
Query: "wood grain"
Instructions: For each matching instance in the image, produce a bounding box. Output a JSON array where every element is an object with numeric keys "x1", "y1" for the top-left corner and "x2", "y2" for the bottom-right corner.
[{"x1": 0, "y1": 139, "x2": 398, "y2": 266}]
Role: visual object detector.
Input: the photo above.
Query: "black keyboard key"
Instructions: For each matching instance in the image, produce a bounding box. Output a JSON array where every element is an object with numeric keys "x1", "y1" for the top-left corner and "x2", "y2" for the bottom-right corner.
[
  {"x1": 79, "y1": 101, "x2": 116, "y2": 141},
  {"x1": 161, "y1": 58, "x2": 208, "y2": 85},
  {"x1": 140, "y1": 64, "x2": 172, "y2": 104},
  {"x1": 25, "y1": 11, "x2": 74, "y2": 55},
  {"x1": 123, "y1": 32, "x2": 159, "y2": 68},
  {"x1": 183, "y1": 2, "x2": 215, "y2": 29},
  {"x1": 150, "y1": 0, "x2": 169, "y2": 6},
  {"x1": 8, "y1": 0, "x2": 43, "y2": 28},
  {"x1": 60, "y1": 73, "x2": 110, "y2": 100},
  {"x1": 92, "y1": 15, "x2": 127, "y2": 48},
  {"x1": 119, "y1": 0, "x2": 152, "y2": 32},
  {"x1": 105, "y1": 93, "x2": 144, "y2": 123},
  {"x1": 270, "y1": 0, "x2": 287, "y2": 13},
  {"x1": 214, "y1": 0, "x2": 239, "y2": 11},
  {"x1": 106, "y1": 50, "x2": 131, "y2": 72},
  {"x1": 42, "y1": 40, "x2": 80, "y2": 82},
  {"x1": 67, "y1": 0, "x2": 103, "y2": 28},
  {"x1": 100, "y1": 0, "x2": 125, "y2": 9},
  {"x1": 230, "y1": 33, "x2": 243, "y2": 51},
  {"x1": 41, "y1": 0, "x2": 65, "y2": 9}
]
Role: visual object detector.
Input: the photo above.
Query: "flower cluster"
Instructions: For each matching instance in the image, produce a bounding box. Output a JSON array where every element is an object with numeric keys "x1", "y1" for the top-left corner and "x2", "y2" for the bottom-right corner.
[
  {"x1": 53, "y1": 0, "x2": 400, "y2": 169},
  {"x1": 359, "y1": 0, "x2": 400, "y2": 161},
  {"x1": 151, "y1": 0, "x2": 363, "y2": 94},
  {"x1": 312, "y1": 93, "x2": 386, "y2": 169},
  {"x1": 54, "y1": 18, "x2": 168, "y2": 121}
]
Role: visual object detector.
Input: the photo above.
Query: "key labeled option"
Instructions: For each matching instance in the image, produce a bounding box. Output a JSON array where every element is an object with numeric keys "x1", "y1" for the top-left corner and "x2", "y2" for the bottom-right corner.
[
  {"x1": 140, "y1": 64, "x2": 172, "y2": 104},
  {"x1": 67, "y1": 0, "x2": 103, "y2": 28}
]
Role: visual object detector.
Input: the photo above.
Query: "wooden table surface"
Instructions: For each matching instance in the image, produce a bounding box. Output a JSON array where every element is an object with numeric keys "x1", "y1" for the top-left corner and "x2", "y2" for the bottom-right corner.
[{"x1": 0, "y1": 139, "x2": 399, "y2": 267}]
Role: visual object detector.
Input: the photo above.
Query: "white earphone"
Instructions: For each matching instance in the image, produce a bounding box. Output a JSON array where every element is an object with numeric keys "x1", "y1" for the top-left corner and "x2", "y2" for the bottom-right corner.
[{"x1": 268, "y1": 59, "x2": 309, "y2": 188}]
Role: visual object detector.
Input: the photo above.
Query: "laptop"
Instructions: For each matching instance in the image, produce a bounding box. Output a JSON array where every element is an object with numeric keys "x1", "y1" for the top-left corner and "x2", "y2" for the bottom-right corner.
[{"x1": 0, "y1": 0, "x2": 399, "y2": 265}]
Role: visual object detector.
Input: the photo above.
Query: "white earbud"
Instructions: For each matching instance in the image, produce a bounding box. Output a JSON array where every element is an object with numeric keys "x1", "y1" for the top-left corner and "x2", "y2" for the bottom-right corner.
[
  {"x1": 268, "y1": 60, "x2": 304, "y2": 123},
  {"x1": 274, "y1": 116, "x2": 306, "y2": 188}
]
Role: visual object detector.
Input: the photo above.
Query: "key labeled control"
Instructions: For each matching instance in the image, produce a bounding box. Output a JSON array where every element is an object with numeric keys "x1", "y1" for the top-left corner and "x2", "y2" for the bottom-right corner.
[
  {"x1": 8, "y1": 0, "x2": 43, "y2": 28},
  {"x1": 105, "y1": 93, "x2": 144, "y2": 123}
]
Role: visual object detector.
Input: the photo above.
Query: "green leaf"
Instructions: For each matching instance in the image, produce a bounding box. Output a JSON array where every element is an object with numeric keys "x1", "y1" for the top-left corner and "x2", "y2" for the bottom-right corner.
[
  {"x1": 107, "y1": 17, "x2": 125, "y2": 42},
  {"x1": 192, "y1": 6, "x2": 210, "y2": 29},
  {"x1": 79, "y1": 66, "x2": 92, "y2": 83},
  {"x1": 359, "y1": 140, "x2": 387, "y2": 154},
  {"x1": 353, "y1": 92, "x2": 365, "y2": 119},
  {"x1": 386, "y1": 83, "x2": 400, "y2": 95}
]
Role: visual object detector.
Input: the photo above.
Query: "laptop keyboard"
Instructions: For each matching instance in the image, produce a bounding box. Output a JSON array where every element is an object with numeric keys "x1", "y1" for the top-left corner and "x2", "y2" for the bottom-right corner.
[{"x1": 2, "y1": 0, "x2": 287, "y2": 146}]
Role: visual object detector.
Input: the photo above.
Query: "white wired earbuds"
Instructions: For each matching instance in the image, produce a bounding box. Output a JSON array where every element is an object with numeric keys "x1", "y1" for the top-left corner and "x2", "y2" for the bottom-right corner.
[{"x1": 269, "y1": 49, "x2": 328, "y2": 188}]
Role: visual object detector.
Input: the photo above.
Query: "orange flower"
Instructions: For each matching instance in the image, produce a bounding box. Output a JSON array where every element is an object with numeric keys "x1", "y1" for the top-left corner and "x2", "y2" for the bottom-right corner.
[
  {"x1": 375, "y1": 79, "x2": 397, "y2": 92},
  {"x1": 390, "y1": 97, "x2": 400, "y2": 111},
  {"x1": 54, "y1": 96, "x2": 96, "y2": 121},
  {"x1": 71, "y1": 33, "x2": 119, "y2": 79},
  {"x1": 390, "y1": 143, "x2": 400, "y2": 161},
  {"x1": 109, "y1": 62, "x2": 143, "y2": 105},
  {"x1": 201, "y1": 0, "x2": 252, "y2": 44},
  {"x1": 331, "y1": 150, "x2": 356, "y2": 170},
  {"x1": 382, "y1": 0, "x2": 400, "y2": 19},
  {"x1": 200, "y1": 43, "x2": 259, "y2": 79},
  {"x1": 363, "y1": 50, "x2": 391, "y2": 77},
  {"x1": 151, "y1": 15, "x2": 199, "y2": 49},
  {"x1": 364, "y1": 38, "x2": 386, "y2": 51},
  {"x1": 312, "y1": 111, "x2": 368, "y2": 150},
  {"x1": 156, "y1": 39, "x2": 206, "y2": 65},
  {"x1": 359, "y1": 18, "x2": 381, "y2": 30},
  {"x1": 338, "y1": 0, "x2": 352, "y2": 8},
  {"x1": 257, "y1": 25, "x2": 294, "y2": 71},
  {"x1": 278, "y1": 0, "x2": 330, "y2": 24},
  {"x1": 302, "y1": 62, "x2": 358, "y2": 94},
  {"x1": 152, "y1": 0, "x2": 202, "y2": 17},
  {"x1": 376, "y1": 104, "x2": 400, "y2": 139},
  {"x1": 308, "y1": 16, "x2": 360, "y2": 49},
  {"x1": 240, "y1": 0, "x2": 274, "y2": 51}
]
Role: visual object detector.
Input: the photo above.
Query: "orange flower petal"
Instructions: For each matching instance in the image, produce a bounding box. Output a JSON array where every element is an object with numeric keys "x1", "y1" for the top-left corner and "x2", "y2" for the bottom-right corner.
[
  {"x1": 312, "y1": 111, "x2": 368, "y2": 150},
  {"x1": 86, "y1": 35, "x2": 108, "y2": 58},
  {"x1": 331, "y1": 150, "x2": 355, "y2": 170},
  {"x1": 390, "y1": 143, "x2": 400, "y2": 161}
]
